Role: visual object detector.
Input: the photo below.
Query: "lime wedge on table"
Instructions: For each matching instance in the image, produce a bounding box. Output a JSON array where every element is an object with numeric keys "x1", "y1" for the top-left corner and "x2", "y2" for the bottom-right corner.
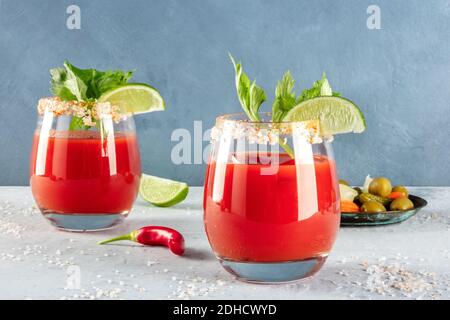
[
  {"x1": 98, "y1": 84, "x2": 164, "y2": 114},
  {"x1": 284, "y1": 96, "x2": 366, "y2": 135},
  {"x1": 139, "y1": 174, "x2": 189, "y2": 207}
]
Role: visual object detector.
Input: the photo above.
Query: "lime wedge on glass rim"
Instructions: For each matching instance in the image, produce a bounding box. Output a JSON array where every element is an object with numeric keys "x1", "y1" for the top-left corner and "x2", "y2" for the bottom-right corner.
[
  {"x1": 284, "y1": 96, "x2": 366, "y2": 135},
  {"x1": 139, "y1": 174, "x2": 189, "y2": 207},
  {"x1": 98, "y1": 83, "x2": 165, "y2": 114}
]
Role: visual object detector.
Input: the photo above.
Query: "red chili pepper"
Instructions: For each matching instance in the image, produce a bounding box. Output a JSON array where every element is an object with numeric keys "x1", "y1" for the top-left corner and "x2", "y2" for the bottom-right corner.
[{"x1": 98, "y1": 226, "x2": 185, "y2": 256}]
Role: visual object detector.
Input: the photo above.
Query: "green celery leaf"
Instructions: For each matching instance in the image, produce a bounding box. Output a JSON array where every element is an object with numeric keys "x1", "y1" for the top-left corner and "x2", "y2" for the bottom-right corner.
[
  {"x1": 229, "y1": 54, "x2": 265, "y2": 121},
  {"x1": 49, "y1": 62, "x2": 88, "y2": 101},
  {"x1": 49, "y1": 61, "x2": 133, "y2": 101},
  {"x1": 63, "y1": 61, "x2": 96, "y2": 99},
  {"x1": 320, "y1": 77, "x2": 333, "y2": 96},
  {"x1": 272, "y1": 71, "x2": 297, "y2": 122},
  {"x1": 50, "y1": 67, "x2": 77, "y2": 101},
  {"x1": 297, "y1": 72, "x2": 340, "y2": 104},
  {"x1": 64, "y1": 62, "x2": 133, "y2": 98},
  {"x1": 68, "y1": 116, "x2": 90, "y2": 130},
  {"x1": 93, "y1": 70, "x2": 133, "y2": 97},
  {"x1": 63, "y1": 61, "x2": 88, "y2": 101}
]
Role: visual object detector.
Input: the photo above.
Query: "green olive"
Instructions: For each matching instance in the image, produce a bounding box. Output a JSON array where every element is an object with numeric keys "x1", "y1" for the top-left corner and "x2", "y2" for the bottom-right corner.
[
  {"x1": 392, "y1": 185, "x2": 409, "y2": 197},
  {"x1": 390, "y1": 197, "x2": 414, "y2": 211},
  {"x1": 361, "y1": 200, "x2": 386, "y2": 213},
  {"x1": 358, "y1": 192, "x2": 391, "y2": 206},
  {"x1": 339, "y1": 179, "x2": 350, "y2": 186},
  {"x1": 368, "y1": 177, "x2": 392, "y2": 197}
]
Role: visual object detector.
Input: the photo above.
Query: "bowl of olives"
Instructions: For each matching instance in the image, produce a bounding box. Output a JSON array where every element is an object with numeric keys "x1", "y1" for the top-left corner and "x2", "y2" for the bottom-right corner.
[{"x1": 339, "y1": 176, "x2": 427, "y2": 226}]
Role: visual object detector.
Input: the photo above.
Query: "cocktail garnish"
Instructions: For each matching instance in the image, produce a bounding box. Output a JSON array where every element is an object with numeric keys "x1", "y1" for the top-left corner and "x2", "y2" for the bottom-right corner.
[
  {"x1": 139, "y1": 174, "x2": 189, "y2": 207},
  {"x1": 50, "y1": 61, "x2": 132, "y2": 102},
  {"x1": 229, "y1": 55, "x2": 365, "y2": 140},
  {"x1": 229, "y1": 54, "x2": 266, "y2": 122},
  {"x1": 229, "y1": 55, "x2": 344, "y2": 157},
  {"x1": 272, "y1": 72, "x2": 340, "y2": 122},
  {"x1": 46, "y1": 61, "x2": 164, "y2": 130}
]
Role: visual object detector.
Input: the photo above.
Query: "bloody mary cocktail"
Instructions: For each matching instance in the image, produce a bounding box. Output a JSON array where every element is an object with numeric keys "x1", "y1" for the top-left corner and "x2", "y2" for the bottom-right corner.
[
  {"x1": 203, "y1": 112, "x2": 341, "y2": 283},
  {"x1": 30, "y1": 61, "x2": 166, "y2": 231},
  {"x1": 203, "y1": 55, "x2": 365, "y2": 283}
]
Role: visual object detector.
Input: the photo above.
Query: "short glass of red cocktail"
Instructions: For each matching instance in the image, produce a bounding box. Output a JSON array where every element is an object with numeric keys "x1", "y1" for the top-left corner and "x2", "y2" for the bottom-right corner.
[
  {"x1": 204, "y1": 113, "x2": 340, "y2": 283},
  {"x1": 30, "y1": 97, "x2": 141, "y2": 231}
]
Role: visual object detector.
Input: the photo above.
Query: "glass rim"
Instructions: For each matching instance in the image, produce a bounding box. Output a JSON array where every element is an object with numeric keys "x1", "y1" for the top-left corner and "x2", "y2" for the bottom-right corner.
[
  {"x1": 212, "y1": 112, "x2": 333, "y2": 144},
  {"x1": 37, "y1": 96, "x2": 129, "y2": 126},
  {"x1": 215, "y1": 112, "x2": 312, "y2": 125}
]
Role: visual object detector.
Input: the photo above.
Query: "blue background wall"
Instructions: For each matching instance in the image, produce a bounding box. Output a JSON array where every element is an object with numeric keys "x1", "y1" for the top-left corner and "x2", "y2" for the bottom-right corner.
[{"x1": 0, "y1": 0, "x2": 449, "y2": 186}]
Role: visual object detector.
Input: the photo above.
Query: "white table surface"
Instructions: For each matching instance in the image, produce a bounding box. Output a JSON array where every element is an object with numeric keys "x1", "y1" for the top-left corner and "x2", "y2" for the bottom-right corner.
[{"x1": 0, "y1": 186, "x2": 449, "y2": 300}]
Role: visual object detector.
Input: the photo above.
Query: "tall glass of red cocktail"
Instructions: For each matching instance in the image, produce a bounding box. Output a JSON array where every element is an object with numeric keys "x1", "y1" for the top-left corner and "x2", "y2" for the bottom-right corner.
[
  {"x1": 30, "y1": 98, "x2": 141, "y2": 231},
  {"x1": 204, "y1": 113, "x2": 340, "y2": 283}
]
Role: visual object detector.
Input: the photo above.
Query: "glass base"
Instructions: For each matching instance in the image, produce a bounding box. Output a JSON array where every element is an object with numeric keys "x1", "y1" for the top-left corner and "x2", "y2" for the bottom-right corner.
[
  {"x1": 219, "y1": 255, "x2": 327, "y2": 284},
  {"x1": 42, "y1": 211, "x2": 128, "y2": 232}
]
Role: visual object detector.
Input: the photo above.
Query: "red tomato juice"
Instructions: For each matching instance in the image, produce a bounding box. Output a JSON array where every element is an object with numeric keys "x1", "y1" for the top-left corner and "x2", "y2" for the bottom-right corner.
[
  {"x1": 30, "y1": 131, "x2": 141, "y2": 214},
  {"x1": 203, "y1": 153, "x2": 340, "y2": 262}
]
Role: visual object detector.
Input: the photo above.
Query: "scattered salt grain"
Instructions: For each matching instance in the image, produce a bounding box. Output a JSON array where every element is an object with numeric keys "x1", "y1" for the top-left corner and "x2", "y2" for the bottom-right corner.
[
  {"x1": 0, "y1": 218, "x2": 26, "y2": 239},
  {"x1": 362, "y1": 262, "x2": 436, "y2": 298},
  {"x1": 169, "y1": 276, "x2": 227, "y2": 300}
]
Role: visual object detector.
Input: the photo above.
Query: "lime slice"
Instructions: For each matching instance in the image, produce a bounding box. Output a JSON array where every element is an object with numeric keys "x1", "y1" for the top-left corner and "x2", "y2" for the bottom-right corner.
[
  {"x1": 98, "y1": 83, "x2": 165, "y2": 114},
  {"x1": 139, "y1": 174, "x2": 189, "y2": 207},
  {"x1": 284, "y1": 96, "x2": 366, "y2": 135}
]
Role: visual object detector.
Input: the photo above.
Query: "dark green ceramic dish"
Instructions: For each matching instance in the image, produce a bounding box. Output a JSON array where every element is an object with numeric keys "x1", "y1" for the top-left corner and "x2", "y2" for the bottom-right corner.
[{"x1": 341, "y1": 195, "x2": 427, "y2": 226}]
